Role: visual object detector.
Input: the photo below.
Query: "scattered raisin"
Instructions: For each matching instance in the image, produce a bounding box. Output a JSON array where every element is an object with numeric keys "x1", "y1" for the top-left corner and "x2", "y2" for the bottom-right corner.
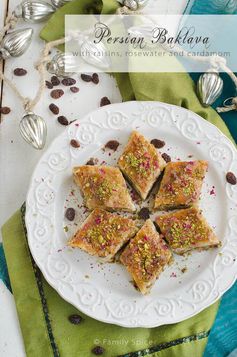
[
  {"x1": 57, "y1": 116, "x2": 69, "y2": 126},
  {"x1": 51, "y1": 76, "x2": 60, "y2": 86},
  {"x1": 68, "y1": 314, "x2": 82, "y2": 324},
  {"x1": 138, "y1": 207, "x2": 150, "y2": 220},
  {"x1": 49, "y1": 103, "x2": 59, "y2": 115},
  {"x1": 151, "y1": 139, "x2": 165, "y2": 149},
  {"x1": 45, "y1": 80, "x2": 53, "y2": 89},
  {"x1": 100, "y1": 97, "x2": 111, "y2": 107},
  {"x1": 92, "y1": 346, "x2": 104, "y2": 355},
  {"x1": 162, "y1": 153, "x2": 171, "y2": 163},
  {"x1": 70, "y1": 139, "x2": 80, "y2": 148},
  {"x1": 92, "y1": 73, "x2": 99, "y2": 84},
  {"x1": 13, "y1": 68, "x2": 27, "y2": 76},
  {"x1": 65, "y1": 207, "x2": 76, "y2": 221},
  {"x1": 226, "y1": 172, "x2": 237, "y2": 185},
  {"x1": 105, "y1": 140, "x2": 119, "y2": 151},
  {"x1": 70, "y1": 86, "x2": 79, "y2": 93},
  {"x1": 81, "y1": 73, "x2": 92, "y2": 82},
  {"x1": 50, "y1": 89, "x2": 64, "y2": 99},
  {"x1": 0, "y1": 106, "x2": 11, "y2": 114},
  {"x1": 86, "y1": 158, "x2": 98, "y2": 165},
  {"x1": 62, "y1": 77, "x2": 76, "y2": 86}
]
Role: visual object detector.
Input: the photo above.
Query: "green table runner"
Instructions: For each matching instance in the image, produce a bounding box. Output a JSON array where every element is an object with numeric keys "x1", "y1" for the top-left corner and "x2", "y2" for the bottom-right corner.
[{"x1": 2, "y1": 0, "x2": 235, "y2": 356}]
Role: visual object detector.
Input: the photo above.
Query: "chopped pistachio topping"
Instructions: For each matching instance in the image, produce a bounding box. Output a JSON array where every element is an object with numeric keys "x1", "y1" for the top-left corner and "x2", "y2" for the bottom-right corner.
[{"x1": 160, "y1": 211, "x2": 209, "y2": 249}]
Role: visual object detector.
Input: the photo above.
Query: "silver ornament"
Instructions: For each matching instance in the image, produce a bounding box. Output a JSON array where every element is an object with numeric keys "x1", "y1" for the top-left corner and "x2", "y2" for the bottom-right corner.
[
  {"x1": 47, "y1": 52, "x2": 77, "y2": 77},
  {"x1": 14, "y1": 0, "x2": 55, "y2": 23},
  {"x1": 0, "y1": 28, "x2": 33, "y2": 59},
  {"x1": 118, "y1": 0, "x2": 148, "y2": 10},
  {"x1": 197, "y1": 70, "x2": 223, "y2": 107},
  {"x1": 51, "y1": 0, "x2": 72, "y2": 8},
  {"x1": 19, "y1": 112, "x2": 47, "y2": 150},
  {"x1": 80, "y1": 39, "x2": 110, "y2": 70}
]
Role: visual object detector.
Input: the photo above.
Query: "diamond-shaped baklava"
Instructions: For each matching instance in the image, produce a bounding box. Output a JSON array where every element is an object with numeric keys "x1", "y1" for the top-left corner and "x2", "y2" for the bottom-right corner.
[
  {"x1": 120, "y1": 219, "x2": 172, "y2": 294},
  {"x1": 118, "y1": 131, "x2": 166, "y2": 200},
  {"x1": 73, "y1": 165, "x2": 135, "y2": 212},
  {"x1": 69, "y1": 209, "x2": 138, "y2": 262},
  {"x1": 156, "y1": 207, "x2": 220, "y2": 255},
  {"x1": 154, "y1": 161, "x2": 208, "y2": 210}
]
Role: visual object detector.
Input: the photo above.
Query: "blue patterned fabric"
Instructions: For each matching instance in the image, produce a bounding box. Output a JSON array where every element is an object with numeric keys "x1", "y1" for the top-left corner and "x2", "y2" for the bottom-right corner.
[{"x1": 184, "y1": 0, "x2": 237, "y2": 14}]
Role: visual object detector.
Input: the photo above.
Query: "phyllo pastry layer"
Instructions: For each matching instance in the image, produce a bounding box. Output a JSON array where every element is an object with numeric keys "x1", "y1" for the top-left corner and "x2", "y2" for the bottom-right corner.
[
  {"x1": 156, "y1": 207, "x2": 220, "y2": 255},
  {"x1": 120, "y1": 219, "x2": 172, "y2": 294},
  {"x1": 73, "y1": 165, "x2": 135, "y2": 212},
  {"x1": 69, "y1": 209, "x2": 138, "y2": 262},
  {"x1": 154, "y1": 160, "x2": 208, "y2": 211},
  {"x1": 118, "y1": 131, "x2": 166, "y2": 200}
]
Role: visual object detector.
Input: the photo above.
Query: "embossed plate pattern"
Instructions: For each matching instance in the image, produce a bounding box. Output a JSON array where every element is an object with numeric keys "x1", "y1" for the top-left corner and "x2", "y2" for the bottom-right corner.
[{"x1": 26, "y1": 101, "x2": 237, "y2": 328}]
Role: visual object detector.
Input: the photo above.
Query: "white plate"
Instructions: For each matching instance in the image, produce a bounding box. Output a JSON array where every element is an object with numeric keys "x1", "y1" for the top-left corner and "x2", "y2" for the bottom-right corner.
[{"x1": 26, "y1": 101, "x2": 237, "y2": 328}]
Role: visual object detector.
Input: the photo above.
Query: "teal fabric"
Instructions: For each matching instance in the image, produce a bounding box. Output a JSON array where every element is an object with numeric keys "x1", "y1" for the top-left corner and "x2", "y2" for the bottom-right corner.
[
  {"x1": 204, "y1": 282, "x2": 237, "y2": 357},
  {"x1": 184, "y1": 0, "x2": 237, "y2": 14},
  {"x1": 0, "y1": 243, "x2": 11, "y2": 292}
]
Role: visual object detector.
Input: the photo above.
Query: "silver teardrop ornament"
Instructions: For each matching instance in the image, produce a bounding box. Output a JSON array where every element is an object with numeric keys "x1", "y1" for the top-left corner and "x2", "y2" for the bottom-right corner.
[
  {"x1": 46, "y1": 52, "x2": 77, "y2": 77},
  {"x1": 197, "y1": 71, "x2": 223, "y2": 107},
  {"x1": 119, "y1": 0, "x2": 148, "y2": 10},
  {"x1": 0, "y1": 28, "x2": 33, "y2": 59},
  {"x1": 19, "y1": 112, "x2": 47, "y2": 150},
  {"x1": 80, "y1": 39, "x2": 110, "y2": 70},
  {"x1": 14, "y1": 0, "x2": 55, "y2": 23},
  {"x1": 51, "y1": 0, "x2": 72, "y2": 8}
]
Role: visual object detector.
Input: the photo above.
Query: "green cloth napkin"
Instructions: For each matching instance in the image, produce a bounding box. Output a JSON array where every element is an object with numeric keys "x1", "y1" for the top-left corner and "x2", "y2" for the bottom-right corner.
[{"x1": 2, "y1": 1, "x2": 235, "y2": 356}]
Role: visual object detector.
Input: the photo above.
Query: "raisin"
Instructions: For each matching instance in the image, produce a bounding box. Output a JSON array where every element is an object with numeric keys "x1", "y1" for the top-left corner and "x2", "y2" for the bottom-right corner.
[
  {"x1": 100, "y1": 97, "x2": 111, "y2": 107},
  {"x1": 70, "y1": 86, "x2": 79, "y2": 93},
  {"x1": 68, "y1": 314, "x2": 82, "y2": 324},
  {"x1": 91, "y1": 346, "x2": 104, "y2": 355},
  {"x1": 50, "y1": 89, "x2": 64, "y2": 99},
  {"x1": 81, "y1": 73, "x2": 92, "y2": 82},
  {"x1": 92, "y1": 73, "x2": 99, "y2": 84},
  {"x1": 105, "y1": 140, "x2": 119, "y2": 151},
  {"x1": 0, "y1": 106, "x2": 11, "y2": 114},
  {"x1": 162, "y1": 153, "x2": 171, "y2": 163},
  {"x1": 13, "y1": 68, "x2": 27, "y2": 76},
  {"x1": 51, "y1": 76, "x2": 60, "y2": 86},
  {"x1": 57, "y1": 116, "x2": 69, "y2": 126},
  {"x1": 62, "y1": 78, "x2": 76, "y2": 86},
  {"x1": 45, "y1": 80, "x2": 53, "y2": 89},
  {"x1": 65, "y1": 207, "x2": 75, "y2": 221},
  {"x1": 70, "y1": 139, "x2": 80, "y2": 148},
  {"x1": 226, "y1": 172, "x2": 237, "y2": 185},
  {"x1": 49, "y1": 103, "x2": 59, "y2": 115},
  {"x1": 151, "y1": 139, "x2": 165, "y2": 149},
  {"x1": 86, "y1": 158, "x2": 98, "y2": 165},
  {"x1": 138, "y1": 207, "x2": 150, "y2": 220}
]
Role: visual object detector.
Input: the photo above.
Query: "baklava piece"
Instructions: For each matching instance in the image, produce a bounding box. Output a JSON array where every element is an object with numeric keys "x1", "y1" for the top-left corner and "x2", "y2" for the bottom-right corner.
[
  {"x1": 69, "y1": 209, "x2": 138, "y2": 262},
  {"x1": 118, "y1": 131, "x2": 166, "y2": 200},
  {"x1": 156, "y1": 207, "x2": 220, "y2": 255},
  {"x1": 73, "y1": 165, "x2": 135, "y2": 212},
  {"x1": 154, "y1": 160, "x2": 208, "y2": 210},
  {"x1": 120, "y1": 219, "x2": 172, "y2": 294}
]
